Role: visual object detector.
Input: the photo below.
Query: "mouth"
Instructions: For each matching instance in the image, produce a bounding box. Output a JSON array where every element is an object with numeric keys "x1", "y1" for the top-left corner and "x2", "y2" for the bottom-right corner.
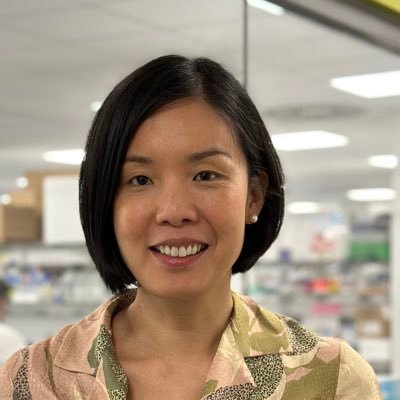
[{"x1": 150, "y1": 243, "x2": 208, "y2": 258}]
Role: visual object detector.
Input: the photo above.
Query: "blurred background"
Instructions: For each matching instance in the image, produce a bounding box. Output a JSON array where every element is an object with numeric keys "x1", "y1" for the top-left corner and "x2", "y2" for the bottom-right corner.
[{"x1": 0, "y1": 0, "x2": 399, "y2": 395}]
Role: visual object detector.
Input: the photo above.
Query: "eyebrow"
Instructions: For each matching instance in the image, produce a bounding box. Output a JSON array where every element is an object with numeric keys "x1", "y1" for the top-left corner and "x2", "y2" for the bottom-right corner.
[
  {"x1": 125, "y1": 154, "x2": 152, "y2": 164},
  {"x1": 124, "y1": 148, "x2": 232, "y2": 164},
  {"x1": 188, "y1": 148, "x2": 232, "y2": 162}
]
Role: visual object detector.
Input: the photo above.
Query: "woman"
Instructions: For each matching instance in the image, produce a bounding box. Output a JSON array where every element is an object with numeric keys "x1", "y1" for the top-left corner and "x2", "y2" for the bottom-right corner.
[{"x1": 0, "y1": 55, "x2": 382, "y2": 399}]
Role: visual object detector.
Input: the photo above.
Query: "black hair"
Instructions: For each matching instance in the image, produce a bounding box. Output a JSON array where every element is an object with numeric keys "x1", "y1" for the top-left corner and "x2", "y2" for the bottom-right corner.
[{"x1": 79, "y1": 55, "x2": 285, "y2": 293}]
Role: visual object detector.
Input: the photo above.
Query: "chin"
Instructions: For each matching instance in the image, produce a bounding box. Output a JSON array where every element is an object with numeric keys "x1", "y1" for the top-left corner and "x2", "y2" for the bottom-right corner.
[{"x1": 140, "y1": 280, "x2": 215, "y2": 301}]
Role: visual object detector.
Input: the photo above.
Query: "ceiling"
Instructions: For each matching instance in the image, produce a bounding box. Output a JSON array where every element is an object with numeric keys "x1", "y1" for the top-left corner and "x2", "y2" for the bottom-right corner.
[{"x1": 0, "y1": 0, "x2": 399, "y2": 208}]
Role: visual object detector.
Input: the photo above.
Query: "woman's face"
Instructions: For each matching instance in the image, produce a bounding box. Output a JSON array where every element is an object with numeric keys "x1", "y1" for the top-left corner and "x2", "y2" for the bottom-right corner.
[{"x1": 113, "y1": 97, "x2": 265, "y2": 300}]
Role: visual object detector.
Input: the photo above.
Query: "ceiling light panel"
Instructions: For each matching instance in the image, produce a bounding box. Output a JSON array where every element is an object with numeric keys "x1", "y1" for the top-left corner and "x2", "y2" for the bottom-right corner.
[
  {"x1": 247, "y1": 0, "x2": 285, "y2": 15},
  {"x1": 271, "y1": 131, "x2": 349, "y2": 151},
  {"x1": 368, "y1": 154, "x2": 398, "y2": 169},
  {"x1": 43, "y1": 149, "x2": 85, "y2": 165},
  {"x1": 288, "y1": 202, "x2": 321, "y2": 214},
  {"x1": 347, "y1": 188, "x2": 396, "y2": 201},
  {"x1": 330, "y1": 70, "x2": 400, "y2": 99}
]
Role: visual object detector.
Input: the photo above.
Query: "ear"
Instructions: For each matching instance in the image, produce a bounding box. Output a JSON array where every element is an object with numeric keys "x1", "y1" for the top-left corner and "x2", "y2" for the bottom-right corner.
[{"x1": 246, "y1": 171, "x2": 268, "y2": 224}]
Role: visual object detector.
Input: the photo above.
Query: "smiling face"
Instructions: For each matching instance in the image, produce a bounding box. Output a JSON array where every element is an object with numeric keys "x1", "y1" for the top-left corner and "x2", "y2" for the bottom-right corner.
[{"x1": 113, "y1": 97, "x2": 265, "y2": 300}]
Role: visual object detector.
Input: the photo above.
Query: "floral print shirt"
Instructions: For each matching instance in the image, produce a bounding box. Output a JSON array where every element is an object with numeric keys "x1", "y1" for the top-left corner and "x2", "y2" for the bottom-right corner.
[{"x1": 0, "y1": 290, "x2": 382, "y2": 399}]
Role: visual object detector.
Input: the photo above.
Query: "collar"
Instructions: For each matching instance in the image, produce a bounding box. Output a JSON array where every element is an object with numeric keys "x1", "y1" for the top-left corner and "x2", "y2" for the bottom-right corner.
[
  {"x1": 201, "y1": 292, "x2": 292, "y2": 398},
  {"x1": 53, "y1": 290, "x2": 292, "y2": 397},
  {"x1": 53, "y1": 290, "x2": 135, "y2": 375}
]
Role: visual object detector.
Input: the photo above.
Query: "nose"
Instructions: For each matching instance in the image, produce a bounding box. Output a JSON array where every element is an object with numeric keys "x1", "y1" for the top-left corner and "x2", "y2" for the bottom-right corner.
[{"x1": 155, "y1": 179, "x2": 198, "y2": 226}]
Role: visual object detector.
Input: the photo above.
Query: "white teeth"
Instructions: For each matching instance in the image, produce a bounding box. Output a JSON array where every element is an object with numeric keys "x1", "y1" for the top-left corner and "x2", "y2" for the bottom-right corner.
[
  {"x1": 155, "y1": 243, "x2": 204, "y2": 257},
  {"x1": 178, "y1": 246, "x2": 186, "y2": 257}
]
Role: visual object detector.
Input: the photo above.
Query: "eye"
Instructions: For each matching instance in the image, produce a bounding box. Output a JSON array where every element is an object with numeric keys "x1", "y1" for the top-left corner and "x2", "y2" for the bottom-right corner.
[
  {"x1": 130, "y1": 175, "x2": 152, "y2": 186},
  {"x1": 193, "y1": 171, "x2": 218, "y2": 181}
]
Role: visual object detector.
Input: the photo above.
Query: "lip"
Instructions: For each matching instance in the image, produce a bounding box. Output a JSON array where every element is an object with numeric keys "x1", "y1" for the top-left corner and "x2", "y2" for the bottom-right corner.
[
  {"x1": 150, "y1": 238, "x2": 208, "y2": 247},
  {"x1": 150, "y1": 245, "x2": 207, "y2": 268}
]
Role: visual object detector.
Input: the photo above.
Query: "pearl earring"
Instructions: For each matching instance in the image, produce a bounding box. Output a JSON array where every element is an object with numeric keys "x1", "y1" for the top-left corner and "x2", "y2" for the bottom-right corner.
[{"x1": 250, "y1": 215, "x2": 258, "y2": 224}]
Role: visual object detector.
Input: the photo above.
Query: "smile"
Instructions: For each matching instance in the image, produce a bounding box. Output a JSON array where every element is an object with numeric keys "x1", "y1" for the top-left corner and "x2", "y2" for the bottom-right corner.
[{"x1": 152, "y1": 243, "x2": 207, "y2": 258}]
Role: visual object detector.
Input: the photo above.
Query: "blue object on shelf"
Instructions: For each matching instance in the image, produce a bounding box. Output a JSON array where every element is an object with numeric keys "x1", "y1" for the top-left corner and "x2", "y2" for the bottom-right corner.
[
  {"x1": 380, "y1": 377, "x2": 400, "y2": 400},
  {"x1": 278, "y1": 248, "x2": 292, "y2": 263}
]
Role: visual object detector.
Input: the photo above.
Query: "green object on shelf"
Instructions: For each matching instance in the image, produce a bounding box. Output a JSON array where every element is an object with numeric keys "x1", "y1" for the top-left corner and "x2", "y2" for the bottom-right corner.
[{"x1": 348, "y1": 240, "x2": 389, "y2": 262}]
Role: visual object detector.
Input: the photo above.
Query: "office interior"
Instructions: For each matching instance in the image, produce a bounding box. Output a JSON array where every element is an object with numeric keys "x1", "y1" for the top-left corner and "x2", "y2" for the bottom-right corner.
[{"x1": 0, "y1": 0, "x2": 399, "y2": 395}]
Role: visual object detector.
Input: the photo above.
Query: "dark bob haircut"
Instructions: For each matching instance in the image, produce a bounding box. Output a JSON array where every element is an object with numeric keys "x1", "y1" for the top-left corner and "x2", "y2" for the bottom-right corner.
[{"x1": 79, "y1": 55, "x2": 285, "y2": 293}]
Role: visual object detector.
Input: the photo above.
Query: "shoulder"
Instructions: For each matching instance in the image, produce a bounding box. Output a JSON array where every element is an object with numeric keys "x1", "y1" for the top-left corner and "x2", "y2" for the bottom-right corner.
[
  {"x1": 234, "y1": 293, "x2": 382, "y2": 399},
  {"x1": 335, "y1": 339, "x2": 382, "y2": 399},
  {"x1": 232, "y1": 291, "x2": 320, "y2": 355},
  {"x1": 0, "y1": 294, "x2": 120, "y2": 398},
  {"x1": 0, "y1": 323, "x2": 72, "y2": 397}
]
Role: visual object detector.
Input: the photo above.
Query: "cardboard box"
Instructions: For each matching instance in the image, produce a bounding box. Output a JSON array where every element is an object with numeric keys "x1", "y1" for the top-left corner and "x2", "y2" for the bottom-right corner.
[
  {"x1": 0, "y1": 205, "x2": 40, "y2": 243},
  {"x1": 10, "y1": 189, "x2": 37, "y2": 208},
  {"x1": 355, "y1": 306, "x2": 389, "y2": 338},
  {"x1": 3, "y1": 169, "x2": 79, "y2": 243}
]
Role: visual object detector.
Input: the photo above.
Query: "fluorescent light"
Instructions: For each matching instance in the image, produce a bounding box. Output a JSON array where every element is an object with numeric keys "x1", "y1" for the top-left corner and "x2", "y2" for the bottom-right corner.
[
  {"x1": 271, "y1": 131, "x2": 349, "y2": 151},
  {"x1": 43, "y1": 149, "x2": 85, "y2": 165},
  {"x1": 347, "y1": 188, "x2": 396, "y2": 202},
  {"x1": 0, "y1": 194, "x2": 12, "y2": 205},
  {"x1": 247, "y1": 0, "x2": 285, "y2": 15},
  {"x1": 16, "y1": 176, "x2": 29, "y2": 188},
  {"x1": 90, "y1": 101, "x2": 102, "y2": 112},
  {"x1": 288, "y1": 202, "x2": 320, "y2": 214},
  {"x1": 330, "y1": 70, "x2": 400, "y2": 99},
  {"x1": 368, "y1": 154, "x2": 398, "y2": 169}
]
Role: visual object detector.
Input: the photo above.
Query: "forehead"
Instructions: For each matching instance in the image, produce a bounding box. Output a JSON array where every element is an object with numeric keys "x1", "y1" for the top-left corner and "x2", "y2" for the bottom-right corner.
[{"x1": 126, "y1": 97, "x2": 243, "y2": 160}]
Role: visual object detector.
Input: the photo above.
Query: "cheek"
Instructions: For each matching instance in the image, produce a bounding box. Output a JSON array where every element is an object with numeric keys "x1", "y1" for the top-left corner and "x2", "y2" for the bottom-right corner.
[
  {"x1": 201, "y1": 186, "x2": 248, "y2": 231},
  {"x1": 113, "y1": 195, "x2": 147, "y2": 238}
]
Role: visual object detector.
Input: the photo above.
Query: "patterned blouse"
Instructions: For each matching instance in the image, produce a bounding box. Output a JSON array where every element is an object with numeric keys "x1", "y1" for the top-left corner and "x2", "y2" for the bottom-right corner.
[{"x1": 0, "y1": 290, "x2": 382, "y2": 399}]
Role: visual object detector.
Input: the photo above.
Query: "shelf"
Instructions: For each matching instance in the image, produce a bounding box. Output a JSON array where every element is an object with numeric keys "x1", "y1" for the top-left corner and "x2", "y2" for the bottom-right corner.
[{"x1": 0, "y1": 241, "x2": 87, "y2": 251}]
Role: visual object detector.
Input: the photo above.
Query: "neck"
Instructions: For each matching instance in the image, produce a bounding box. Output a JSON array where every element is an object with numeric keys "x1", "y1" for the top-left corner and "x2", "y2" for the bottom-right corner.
[{"x1": 115, "y1": 286, "x2": 233, "y2": 361}]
